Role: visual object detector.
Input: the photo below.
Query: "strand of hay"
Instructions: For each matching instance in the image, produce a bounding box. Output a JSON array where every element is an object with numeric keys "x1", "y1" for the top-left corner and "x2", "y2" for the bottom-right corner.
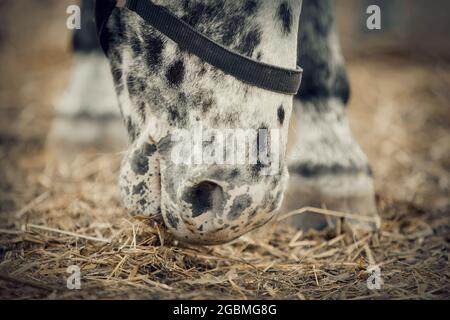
[
  {"x1": 26, "y1": 224, "x2": 111, "y2": 244},
  {"x1": 15, "y1": 192, "x2": 50, "y2": 219},
  {"x1": 278, "y1": 206, "x2": 382, "y2": 228},
  {"x1": 0, "y1": 274, "x2": 55, "y2": 292}
]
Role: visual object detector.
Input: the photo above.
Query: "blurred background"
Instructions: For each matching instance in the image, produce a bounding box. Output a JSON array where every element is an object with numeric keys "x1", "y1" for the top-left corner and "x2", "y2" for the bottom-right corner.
[
  {"x1": 0, "y1": 0, "x2": 449, "y2": 224},
  {"x1": 339, "y1": 0, "x2": 450, "y2": 56}
]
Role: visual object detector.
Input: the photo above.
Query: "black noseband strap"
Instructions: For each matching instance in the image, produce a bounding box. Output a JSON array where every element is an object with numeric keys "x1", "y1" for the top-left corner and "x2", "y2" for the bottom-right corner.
[{"x1": 96, "y1": 0, "x2": 303, "y2": 95}]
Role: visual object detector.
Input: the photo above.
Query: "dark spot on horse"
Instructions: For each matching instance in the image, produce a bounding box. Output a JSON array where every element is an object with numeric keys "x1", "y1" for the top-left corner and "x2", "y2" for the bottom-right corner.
[
  {"x1": 222, "y1": 15, "x2": 245, "y2": 47},
  {"x1": 277, "y1": 105, "x2": 285, "y2": 125},
  {"x1": 178, "y1": 92, "x2": 188, "y2": 105},
  {"x1": 137, "y1": 198, "x2": 148, "y2": 207},
  {"x1": 244, "y1": 0, "x2": 258, "y2": 14},
  {"x1": 182, "y1": 0, "x2": 190, "y2": 11},
  {"x1": 144, "y1": 33, "x2": 164, "y2": 68},
  {"x1": 110, "y1": 50, "x2": 123, "y2": 66},
  {"x1": 161, "y1": 94, "x2": 187, "y2": 127},
  {"x1": 256, "y1": 51, "x2": 262, "y2": 61},
  {"x1": 199, "y1": 65, "x2": 207, "y2": 76},
  {"x1": 131, "y1": 151, "x2": 148, "y2": 175},
  {"x1": 127, "y1": 74, "x2": 146, "y2": 100},
  {"x1": 156, "y1": 135, "x2": 173, "y2": 155},
  {"x1": 166, "y1": 212, "x2": 180, "y2": 229},
  {"x1": 183, "y1": 1, "x2": 224, "y2": 29},
  {"x1": 168, "y1": 107, "x2": 180, "y2": 124},
  {"x1": 230, "y1": 169, "x2": 240, "y2": 179},
  {"x1": 126, "y1": 117, "x2": 138, "y2": 142},
  {"x1": 143, "y1": 143, "x2": 157, "y2": 156},
  {"x1": 203, "y1": 3, "x2": 223, "y2": 21},
  {"x1": 237, "y1": 28, "x2": 261, "y2": 57},
  {"x1": 228, "y1": 195, "x2": 252, "y2": 221},
  {"x1": 277, "y1": 2, "x2": 293, "y2": 35},
  {"x1": 132, "y1": 182, "x2": 146, "y2": 196},
  {"x1": 131, "y1": 143, "x2": 157, "y2": 175},
  {"x1": 112, "y1": 68, "x2": 122, "y2": 84},
  {"x1": 168, "y1": 104, "x2": 188, "y2": 127},
  {"x1": 166, "y1": 60, "x2": 185, "y2": 87},
  {"x1": 182, "y1": 3, "x2": 206, "y2": 27}
]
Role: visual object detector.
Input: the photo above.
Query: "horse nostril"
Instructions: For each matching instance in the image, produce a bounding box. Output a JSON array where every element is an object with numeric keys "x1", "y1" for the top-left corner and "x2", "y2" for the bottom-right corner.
[{"x1": 183, "y1": 181, "x2": 225, "y2": 218}]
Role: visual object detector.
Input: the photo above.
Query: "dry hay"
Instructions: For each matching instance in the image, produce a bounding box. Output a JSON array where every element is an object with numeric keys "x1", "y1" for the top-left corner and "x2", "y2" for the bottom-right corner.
[{"x1": 0, "y1": 148, "x2": 448, "y2": 300}]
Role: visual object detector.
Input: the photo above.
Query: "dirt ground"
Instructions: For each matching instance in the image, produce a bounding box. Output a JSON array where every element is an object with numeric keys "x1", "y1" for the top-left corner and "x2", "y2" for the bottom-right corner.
[{"x1": 0, "y1": 1, "x2": 449, "y2": 299}]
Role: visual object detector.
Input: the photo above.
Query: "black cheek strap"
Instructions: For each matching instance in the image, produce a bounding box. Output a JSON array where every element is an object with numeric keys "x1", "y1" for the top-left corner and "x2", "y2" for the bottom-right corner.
[{"x1": 95, "y1": 0, "x2": 303, "y2": 96}]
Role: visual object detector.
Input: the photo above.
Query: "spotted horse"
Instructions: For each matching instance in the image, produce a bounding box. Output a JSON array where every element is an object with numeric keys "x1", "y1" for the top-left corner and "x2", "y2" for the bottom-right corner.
[{"x1": 51, "y1": 0, "x2": 380, "y2": 244}]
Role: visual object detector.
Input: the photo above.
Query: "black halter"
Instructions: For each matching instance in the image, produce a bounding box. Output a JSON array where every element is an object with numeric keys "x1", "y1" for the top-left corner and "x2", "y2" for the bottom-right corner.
[{"x1": 96, "y1": 0, "x2": 303, "y2": 95}]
